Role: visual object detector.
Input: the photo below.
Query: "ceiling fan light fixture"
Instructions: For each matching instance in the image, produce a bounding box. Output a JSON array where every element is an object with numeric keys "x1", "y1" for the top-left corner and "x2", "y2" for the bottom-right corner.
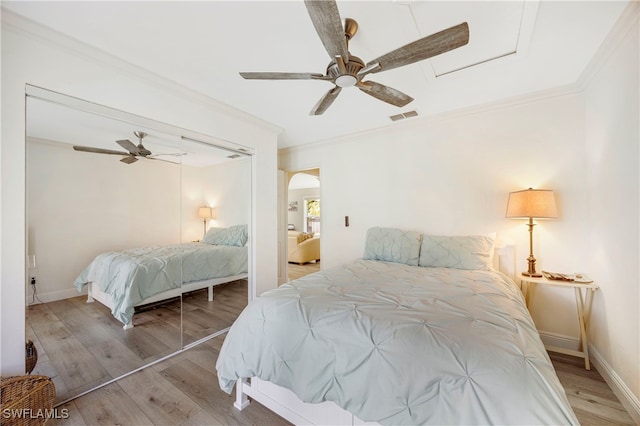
[
  {"x1": 335, "y1": 74, "x2": 357, "y2": 88},
  {"x1": 239, "y1": 1, "x2": 469, "y2": 115}
]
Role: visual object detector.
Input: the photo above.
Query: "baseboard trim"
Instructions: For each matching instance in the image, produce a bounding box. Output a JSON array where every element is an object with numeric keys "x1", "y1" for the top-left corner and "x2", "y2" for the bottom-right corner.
[
  {"x1": 539, "y1": 330, "x2": 580, "y2": 351},
  {"x1": 26, "y1": 286, "x2": 86, "y2": 304},
  {"x1": 590, "y1": 346, "x2": 640, "y2": 425}
]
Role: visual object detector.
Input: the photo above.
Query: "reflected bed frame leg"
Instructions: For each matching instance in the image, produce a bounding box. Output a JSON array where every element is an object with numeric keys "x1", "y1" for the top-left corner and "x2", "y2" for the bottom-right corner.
[
  {"x1": 208, "y1": 285, "x2": 214, "y2": 302},
  {"x1": 234, "y1": 378, "x2": 250, "y2": 410},
  {"x1": 87, "y1": 283, "x2": 94, "y2": 303}
]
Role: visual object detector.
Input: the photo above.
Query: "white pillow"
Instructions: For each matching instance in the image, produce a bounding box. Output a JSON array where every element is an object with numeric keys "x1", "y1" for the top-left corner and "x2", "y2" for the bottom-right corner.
[{"x1": 418, "y1": 233, "x2": 496, "y2": 270}]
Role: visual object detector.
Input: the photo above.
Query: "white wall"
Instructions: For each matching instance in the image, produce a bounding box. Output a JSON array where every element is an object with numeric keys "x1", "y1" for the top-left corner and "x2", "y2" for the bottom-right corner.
[
  {"x1": 202, "y1": 158, "x2": 252, "y2": 230},
  {"x1": 279, "y1": 5, "x2": 639, "y2": 408},
  {"x1": 583, "y1": 9, "x2": 639, "y2": 408},
  {"x1": 1, "y1": 11, "x2": 279, "y2": 375},
  {"x1": 27, "y1": 138, "x2": 181, "y2": 302}
]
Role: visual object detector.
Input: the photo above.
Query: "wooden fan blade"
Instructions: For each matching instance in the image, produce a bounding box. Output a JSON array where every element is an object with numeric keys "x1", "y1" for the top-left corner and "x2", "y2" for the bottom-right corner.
[
  {"x1": 366, "y1": 22, "x2": 469, "y2": 74},
  {"x1": 120, "y1": 155, "x2": 138, "y2": 164},
  {"x1": 357, "y1": 80, "x2": 413, "y2": 107},
  {"x1": 73, "y1": 146, "x2": 130, "y2": 156},
  {"x1": 304, "y1": 0, "x2": 349, "y2": 61},
  {"x1": 309, "y1": 86, "x2": 341, "y2": 116},
  {"x1": 116, "y1": 139, "x2": 140, "y2": 155},
  {"x1": 240, "y1": 72, "x2": 327, "y2": 80}
]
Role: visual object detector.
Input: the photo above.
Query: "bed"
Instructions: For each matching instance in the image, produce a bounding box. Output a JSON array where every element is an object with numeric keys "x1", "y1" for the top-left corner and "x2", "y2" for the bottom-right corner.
[
  {"x1": 74, "y1": 225, "x2": 248, "y2": 329},
  {"x1": 216, "y1": 227, "x2": 579, "y2": 425}
]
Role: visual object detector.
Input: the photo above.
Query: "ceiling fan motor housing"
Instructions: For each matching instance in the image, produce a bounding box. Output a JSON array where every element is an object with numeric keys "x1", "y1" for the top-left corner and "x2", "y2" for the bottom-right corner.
[{"x1": 327, "y1": 55, "x2": 364, "y2": 87}]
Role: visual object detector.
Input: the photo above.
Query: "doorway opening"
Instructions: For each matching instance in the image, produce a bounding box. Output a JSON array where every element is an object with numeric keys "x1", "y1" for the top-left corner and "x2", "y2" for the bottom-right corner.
[{"x1": 286, "y1": 169, "x2": 320, "y2": 281}]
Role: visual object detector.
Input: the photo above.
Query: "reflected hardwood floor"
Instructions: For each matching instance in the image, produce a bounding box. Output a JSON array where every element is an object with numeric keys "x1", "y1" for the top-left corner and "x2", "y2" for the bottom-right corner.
[
  {"x1": 27, "y1": 279, "x2": 247, "y2": 403},
  {"x1": 49, "y1": 334, "x2": 291, "y2": 426}
]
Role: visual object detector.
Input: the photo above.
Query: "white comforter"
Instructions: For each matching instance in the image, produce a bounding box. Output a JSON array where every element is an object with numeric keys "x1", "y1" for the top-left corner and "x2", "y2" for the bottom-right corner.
[{"x1": 217, "y1": 259, "x2": 578, "y2": 425}]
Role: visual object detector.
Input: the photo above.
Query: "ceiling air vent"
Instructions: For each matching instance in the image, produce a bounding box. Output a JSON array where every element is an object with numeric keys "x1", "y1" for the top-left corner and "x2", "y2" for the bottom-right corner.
[
  {"x1": 390, "y1": 110, "x2": 418, "y2": 121},
  {"x1": 227, "y1": 154, "x2": 241, "y2": 159}
]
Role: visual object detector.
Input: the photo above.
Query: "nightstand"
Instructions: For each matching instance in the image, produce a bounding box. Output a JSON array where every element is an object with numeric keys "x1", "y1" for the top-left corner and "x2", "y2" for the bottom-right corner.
[{"x1": 520, "y1": 275, "x2": 599, "y2": 370}]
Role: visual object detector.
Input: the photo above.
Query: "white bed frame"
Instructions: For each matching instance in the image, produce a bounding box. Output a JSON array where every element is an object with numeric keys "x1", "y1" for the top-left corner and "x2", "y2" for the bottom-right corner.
[
  {"x1": 233, "y1": 246, "x2": 516, "y2": 425},
  {"x1": 87, "y1": 273, "x2": 248, "y2": 329}
]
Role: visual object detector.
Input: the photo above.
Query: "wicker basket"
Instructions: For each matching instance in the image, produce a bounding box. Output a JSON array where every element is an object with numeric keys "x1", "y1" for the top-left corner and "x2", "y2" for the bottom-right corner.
[
  {"x1": 25, "y1": 341, "x2": 37, "y2": 375},
  {"x1": 0, "y1": 375, "x2": 56, "y2": 425}
]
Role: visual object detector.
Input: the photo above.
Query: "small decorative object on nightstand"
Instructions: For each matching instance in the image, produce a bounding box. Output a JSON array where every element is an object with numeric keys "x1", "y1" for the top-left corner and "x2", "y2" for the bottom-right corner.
[{"x1": 521, "y1": 273, "x2": 598, "y2": 370}]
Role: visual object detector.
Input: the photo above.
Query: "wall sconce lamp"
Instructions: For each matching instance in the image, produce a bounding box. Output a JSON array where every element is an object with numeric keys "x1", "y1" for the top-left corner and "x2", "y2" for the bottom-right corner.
[
  {"x1": 198, "y1": 206, "x2": 214, "y2": 236},
  {"x1": 506, "y1": 188, "x2": 558, "y2": 277}
]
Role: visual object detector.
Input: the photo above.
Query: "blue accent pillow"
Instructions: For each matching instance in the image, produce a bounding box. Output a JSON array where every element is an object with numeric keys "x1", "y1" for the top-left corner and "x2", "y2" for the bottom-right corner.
[
  {"x1": 202, "y1": 224, "x2": 248, "y2": 247},
  {"x1": 363, "y1": 227, "x2": 422, "y2": 266}
]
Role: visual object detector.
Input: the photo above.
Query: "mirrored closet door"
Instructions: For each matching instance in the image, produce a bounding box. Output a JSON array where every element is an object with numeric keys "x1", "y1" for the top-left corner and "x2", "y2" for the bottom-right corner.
[{"x1": 25, "y1": 86, "x2": 252, "y2": 404}]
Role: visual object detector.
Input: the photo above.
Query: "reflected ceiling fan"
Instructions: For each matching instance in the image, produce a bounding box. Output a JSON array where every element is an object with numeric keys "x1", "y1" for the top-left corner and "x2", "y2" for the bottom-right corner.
[
  {"x1": 240, "y1": 0, "x2": 469, "y2": 115},
  {"x1": 73, "y1": 131, "x2": 184, "y2": 165}
]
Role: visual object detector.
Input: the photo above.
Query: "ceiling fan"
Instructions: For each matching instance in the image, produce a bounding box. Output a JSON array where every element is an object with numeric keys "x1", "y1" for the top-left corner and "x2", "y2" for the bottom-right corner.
[
  {"x1": 240, "y1": 0, "x2": 469, "y2": 115},
  {"x1": 73, "y1": 131, "x2": 183, "y2": 165}
]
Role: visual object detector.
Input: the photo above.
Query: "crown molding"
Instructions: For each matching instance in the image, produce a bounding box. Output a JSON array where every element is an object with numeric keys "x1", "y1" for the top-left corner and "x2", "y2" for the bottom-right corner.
[
  {"x1": 1, "y1": 8, "x2": 283, "y2": 136},
  {"x1": 279, "y1": 82, "x2": 580, "y2": 156},
  {"x1": 576, "y1": 0, "x2": 639, "y2": 92}
]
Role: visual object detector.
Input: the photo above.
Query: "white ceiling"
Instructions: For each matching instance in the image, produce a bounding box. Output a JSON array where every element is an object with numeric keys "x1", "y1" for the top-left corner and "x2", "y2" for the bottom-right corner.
[{"x1": 4, "y1": 1, "x2": 630, "y2": 149}]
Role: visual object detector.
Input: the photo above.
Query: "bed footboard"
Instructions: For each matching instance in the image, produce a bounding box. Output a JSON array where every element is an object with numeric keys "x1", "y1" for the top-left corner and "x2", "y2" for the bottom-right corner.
[{"x1": 234, "y1": 377, "x2": 367, "y2": 425}]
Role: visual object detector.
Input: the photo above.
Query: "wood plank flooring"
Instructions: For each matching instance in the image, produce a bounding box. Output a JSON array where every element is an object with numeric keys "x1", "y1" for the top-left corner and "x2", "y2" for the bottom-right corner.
[
  {"x1": 286, "y1": 261, "x2": 320, "y2": 281},
  {"x1": 48, "y1": 334, "x2": 289, "y2": 426},
  {"x1": 48, "y1": 336, "x2": 635, "y2": 425},
  {"x1": 549, "y1": 351, "x2": 635, "y2": 425},
  {"x1": 26, "y1": 279, "x2": 248, "y2": 404}
]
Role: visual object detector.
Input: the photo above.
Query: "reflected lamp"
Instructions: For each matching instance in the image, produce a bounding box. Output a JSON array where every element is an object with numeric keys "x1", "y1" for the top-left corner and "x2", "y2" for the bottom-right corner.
[{"x1": 198, "y1": 206, "x2": 214, "y2": 236}]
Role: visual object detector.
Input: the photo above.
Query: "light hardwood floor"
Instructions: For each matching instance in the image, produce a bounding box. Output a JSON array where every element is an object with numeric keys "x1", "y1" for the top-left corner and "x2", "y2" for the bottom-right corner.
[
  {"x1": 286, "y1": 261, "x2": 320, "y2": 281},
  {"x1": 549, "y1": 351, "x2": 635, "y2": 425},
  {"x1": 49, "y1": 337, "x2": 635, "y2": 425},
  {"x1": 49, "y1": 334, "x2": 289, "y2": 426}
]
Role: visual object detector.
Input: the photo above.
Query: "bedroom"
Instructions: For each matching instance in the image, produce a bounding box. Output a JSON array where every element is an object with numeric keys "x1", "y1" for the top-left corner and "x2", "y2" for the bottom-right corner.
[{"x1": 1, "y1": 1, "x2": 638, "y2": 425}]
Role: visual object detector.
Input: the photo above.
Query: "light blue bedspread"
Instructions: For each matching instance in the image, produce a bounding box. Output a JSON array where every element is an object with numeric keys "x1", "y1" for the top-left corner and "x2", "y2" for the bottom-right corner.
[
  {"x1": 216, "y1": 259, "x2": 578, "y2": 425},
  {"x1": 74, "y1": 242, "x2": 247, "y2": 325}
]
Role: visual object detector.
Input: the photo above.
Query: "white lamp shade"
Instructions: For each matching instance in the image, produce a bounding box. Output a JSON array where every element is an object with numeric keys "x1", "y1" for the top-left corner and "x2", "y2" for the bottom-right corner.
[
  {"x1": 506, "y1": 188, "x2": 558, "y2": 219},
  {"x1": 198, "y1": 207, "x2": 212, "y2": 219}
]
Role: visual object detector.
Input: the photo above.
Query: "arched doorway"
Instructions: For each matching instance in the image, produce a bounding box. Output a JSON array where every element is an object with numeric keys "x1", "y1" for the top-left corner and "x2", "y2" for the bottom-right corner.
[{"x1": 286, "y1": 169, "x2": 321, "y2": 281}]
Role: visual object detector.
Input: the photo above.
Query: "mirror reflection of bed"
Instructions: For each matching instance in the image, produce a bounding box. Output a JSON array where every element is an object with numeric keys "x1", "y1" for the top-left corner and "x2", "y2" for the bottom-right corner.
[{"x1": 25, "y1": 90, "x2": 252, "y2": 404}]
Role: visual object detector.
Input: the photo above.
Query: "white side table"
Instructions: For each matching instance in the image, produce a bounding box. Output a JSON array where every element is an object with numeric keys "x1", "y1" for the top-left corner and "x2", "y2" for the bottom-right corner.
[{"x1": 520, "y1": 275, "x2": 599, "y2": 370}]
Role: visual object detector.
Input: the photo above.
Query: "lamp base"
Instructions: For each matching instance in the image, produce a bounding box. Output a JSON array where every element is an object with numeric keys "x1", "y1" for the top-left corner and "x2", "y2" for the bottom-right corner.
[{"x1": 523, "y1": 253, "x2": 542, "y2": 278}]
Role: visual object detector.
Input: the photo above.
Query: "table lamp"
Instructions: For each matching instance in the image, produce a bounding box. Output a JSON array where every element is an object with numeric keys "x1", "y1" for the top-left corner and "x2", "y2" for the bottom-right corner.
[{"x1": 506, "y1": 188, "x2": 558, "y2": 277}]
